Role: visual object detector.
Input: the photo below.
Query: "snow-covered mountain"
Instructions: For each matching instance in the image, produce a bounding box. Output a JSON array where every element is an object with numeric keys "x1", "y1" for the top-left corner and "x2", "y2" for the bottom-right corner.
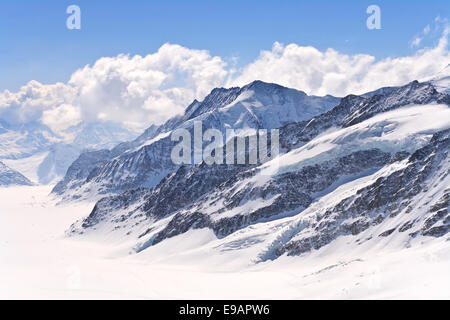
[
  {"x1": 0, "y1": 121, "x2": 138, "y2": 185},
  {"x1": 61, "y1": 79, "x2": 449, "y2": 263},
  {"x1": 53, "y1": 81, "x2": 340, "y2": 200},
  {"x1": 0, "y1": 120, "x2": 61, "y2": 160},
  {"x1": 0, "y1": 161, "x2": 33, "y2": 186},
  {"x1": 424, "y1": 64, "x2": 450, "y2": 95}
]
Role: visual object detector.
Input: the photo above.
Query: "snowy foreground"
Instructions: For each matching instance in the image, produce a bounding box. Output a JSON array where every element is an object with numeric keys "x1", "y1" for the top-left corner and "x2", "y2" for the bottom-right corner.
[{"x1": 1, "y1": 185, "x2": 449, "y2": 299}]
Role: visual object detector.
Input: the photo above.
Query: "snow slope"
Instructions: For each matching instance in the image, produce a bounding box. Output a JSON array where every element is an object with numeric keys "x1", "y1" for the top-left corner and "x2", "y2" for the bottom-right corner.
[
  {"x1": 1, "y1": 185, "x2": 449, "y2": 299},
  {"x1": 69, "y1": 79, "x2": 449, "y2": 254}
]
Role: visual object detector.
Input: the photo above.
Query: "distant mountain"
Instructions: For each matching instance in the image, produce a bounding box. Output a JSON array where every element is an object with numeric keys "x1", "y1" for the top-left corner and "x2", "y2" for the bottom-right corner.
[
  {"x1": 63, "y1": 79, "x2": 449, "y2": 262},
  {"x1": 68, "y1": 122, "x2": 140, "y2": 151},
  {"x1": 0, "y1": 121, "x2": 138, "y2": 185},
  {"x1": 0, "y1": 121, "x2": 61, "y2": 160},
  {"x1": 53, "y1": 80, "x2": 340, "y2": 200},
  {"x1": 0, "y1": 161, "x2": 33, "y2": 186},
  {"x1": 428, "y1": 64, "x2": 450, "y2": 95}
]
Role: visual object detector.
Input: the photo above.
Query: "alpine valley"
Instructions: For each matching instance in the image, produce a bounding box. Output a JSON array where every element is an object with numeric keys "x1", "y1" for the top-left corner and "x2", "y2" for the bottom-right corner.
[{"x1": 1, "y1": 70, "x2": 450, "y2": 299}]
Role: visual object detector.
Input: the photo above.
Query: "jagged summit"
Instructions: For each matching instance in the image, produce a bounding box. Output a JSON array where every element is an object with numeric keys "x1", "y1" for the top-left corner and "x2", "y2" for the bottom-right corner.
[
  {"x1": 184, "y1": 81, "x2": 300, "y2": 120},
  {"x1": 341, "y1": 80, "x2": 450, "y2": 126},
  {"x1": 426, "y1": 64, "x2": 450, "y2": 95},
  {"x1": 185, "y1": 86, "x2": 242, "y2": 119},
  {"x1": 243, "y1": 79, "x2": 292, "y2": 91},
  {"x1": 53, "y1": 79, "x2": 449, "y2": 202},
  {"x1": 68, "y1": 91, "x2": 450, "y2": 260}
]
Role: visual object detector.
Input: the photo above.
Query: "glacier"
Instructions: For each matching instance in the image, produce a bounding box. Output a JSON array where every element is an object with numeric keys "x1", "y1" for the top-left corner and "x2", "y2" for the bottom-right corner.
[{"x1": 2, "y1": 75, "x2": 450, "y2": 299}]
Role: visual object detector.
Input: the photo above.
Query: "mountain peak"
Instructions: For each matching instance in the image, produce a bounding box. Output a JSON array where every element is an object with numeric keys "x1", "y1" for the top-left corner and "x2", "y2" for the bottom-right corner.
[
  {"x1": 245, "y1": 79, "x2": 282, "y2": 89},
  {"x1": 0, "y1": 161, "x2": 33, "y2": 186},
  {"x1": 242, "y1": 80, "x2": 305, "y2": 95},
  {"x1": 185, "y1": 80, "x2": 310, "y2": 120},
  {"x1": 184, "y1": 86, "x2": 242, "y2": 119}
]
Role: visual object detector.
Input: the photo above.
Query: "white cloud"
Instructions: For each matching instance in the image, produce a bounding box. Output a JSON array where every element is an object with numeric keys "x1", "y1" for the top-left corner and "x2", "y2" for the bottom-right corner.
[
  {"x1": 0, "y1": 24, "x2": 449, "y2": 135},
  {"x1": 411, "y1": 37, "x2": 422, "y2": 47},
  {"x1": 229, "y1": 25, "x2": 449, "y2": 97},
  {"x1": 41, "y1": 103, "x2": 81, "y2": 132}
]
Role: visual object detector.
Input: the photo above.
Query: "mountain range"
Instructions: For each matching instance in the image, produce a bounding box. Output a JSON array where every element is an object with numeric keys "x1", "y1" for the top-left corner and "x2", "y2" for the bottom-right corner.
[
  {"x1": 0, "y1": 120, "x2": 137, "y2": 185},
  {"x1": 49, "y1": 75, "x2": 450, "y2": 262},
  {"x1": 52, "y1": 80, "x2": 340, "y2": 200}
]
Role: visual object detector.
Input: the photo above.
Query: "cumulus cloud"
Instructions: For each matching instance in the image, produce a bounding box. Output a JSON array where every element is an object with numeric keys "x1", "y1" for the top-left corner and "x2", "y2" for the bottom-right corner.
[
  {"x1": 229, "y1": 26, "x2": 449, "y2": 96},
  {"x1": 68, "y1": 44, "x2": 228, "y2": 131},
  {"x1": 0, "y1": 44, "x2": 228, "y2": 133},
  {"x1": 0, "y1": 80, "x2": 77, "y2": 127},
  {"x1": 0, "y1": 24, "x2": 449, "y2": 135}
]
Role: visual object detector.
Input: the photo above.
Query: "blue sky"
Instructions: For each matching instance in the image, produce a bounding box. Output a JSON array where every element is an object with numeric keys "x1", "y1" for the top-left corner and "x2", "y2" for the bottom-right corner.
[{"x1": 0, "y1": 0, "x2": 448, "y2": 91}]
